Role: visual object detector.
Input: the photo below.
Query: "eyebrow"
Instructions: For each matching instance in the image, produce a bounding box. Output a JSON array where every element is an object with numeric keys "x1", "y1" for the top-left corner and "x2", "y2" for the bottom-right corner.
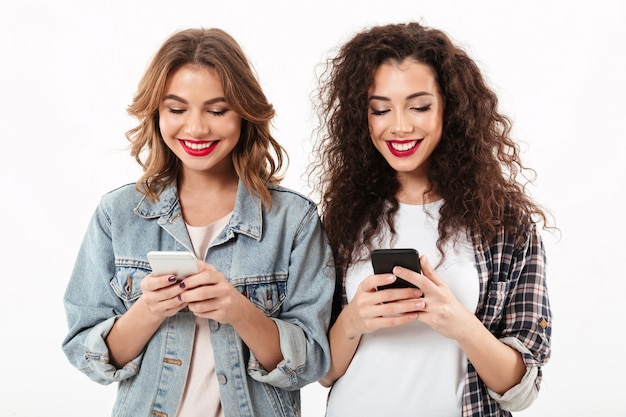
[
  {"x1": 162, "y1": 94, "x2": 227, "y2": 105},
  {"x1": 368, "y1": 92, "x2": 434, "y2": 102}
]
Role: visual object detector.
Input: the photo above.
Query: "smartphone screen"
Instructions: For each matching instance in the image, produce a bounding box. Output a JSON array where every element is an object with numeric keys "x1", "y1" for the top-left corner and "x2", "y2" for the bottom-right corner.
[{"x1": 371, "y1": 248, "x2": 420, "y2": 290}]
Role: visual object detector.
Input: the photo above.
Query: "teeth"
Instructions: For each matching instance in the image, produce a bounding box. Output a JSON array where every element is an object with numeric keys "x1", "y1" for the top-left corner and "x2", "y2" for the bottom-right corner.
[
  {"x1": 184, "y1": 141, "x2": 214, "y2": 150},
  {"x1": 390, "y1": 141, "x2": 417, "y2": 151}
]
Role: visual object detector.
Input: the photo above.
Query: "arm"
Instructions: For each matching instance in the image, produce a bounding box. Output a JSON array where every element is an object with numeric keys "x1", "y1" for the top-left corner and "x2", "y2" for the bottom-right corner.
[
  {"x1": 411, "y1": 256, "x2": 527, "y2": 393},
  {"x1": 395, "y1": 225, "x2": 551, "y2": 409},
  {"x1": 392, "y1": 257, "x2": 527, "y2": 394},
  {"x1": 106, "y1": 274, "x2": 187, "y2": 368},
  {"x1": 180, "y1": 205, "x2": 336, "y2": 388},
  {"x1": 455, "y1": 313, "x2": 527, "y2": 394},
  {"x1": 62, "y1": 204, "x2": 141, "y2": 383},
  {"x1": 180, "y1": 263, "x2": 283, "y2": 371},
  {"x1": 258, "y1": 205, "x2": 335, "y2": 388},
  {"x1": 231, "y1": 299, "x2": 282, "y2": 370},
  {"x1": 320, "y1": 273, "x2": 424, "y2": 387},
  {"x1": 318, "y1": 306, "x2": 362, "y2": 387},
  {"x1": 482, "y1": 225, "x2": 552, "y2": 409}
]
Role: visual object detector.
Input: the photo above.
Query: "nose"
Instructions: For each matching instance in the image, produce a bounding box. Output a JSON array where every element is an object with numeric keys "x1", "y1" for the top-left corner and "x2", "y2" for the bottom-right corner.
[
  {"x1": 185, "y1": 111, "x2": 210, "y2": 138},
  {"x1": 390, "y1": 112, "x2": 414, "y2": 136}
]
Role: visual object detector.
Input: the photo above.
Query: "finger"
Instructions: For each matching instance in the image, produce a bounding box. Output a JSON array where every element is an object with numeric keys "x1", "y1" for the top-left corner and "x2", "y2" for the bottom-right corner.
[
  {"x1": 141, "y1": 291, "x2": 186, "y2": 316},
  {"x1": 374, "y1": 298, "x2": 425, "y2": 316},
  {"x1": 373, "y1": 311, "x2": 419, "y2": 328},
  {"x1": 419, "y1": 255, "x2": 445, "y2": 286},
  {"x1": 141, "y1": 274, "x2": 180, "y2": 291},
  {"x1": 391, "y1": 266, "x2": 423, "y2": 289},
  {"x1": 375, "y1": 287, "x2": 423, "y2": 303},
  {"x1": 180, "y1": 269, "x2": 225, "y2": 290},
  {"x1": 361, "y1": 273, "x2": 399, "y2": 292},
  {"x1": 197, "y1": 261, "x2": 218, "y2": 273}
]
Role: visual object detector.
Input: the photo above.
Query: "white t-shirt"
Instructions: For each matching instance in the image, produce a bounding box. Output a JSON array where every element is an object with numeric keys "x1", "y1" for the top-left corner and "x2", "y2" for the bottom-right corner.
[
  {"x1": 176, "y1": 213, "x2": 231, "y2": 417},
  {"x1": 326, "y1": 200, "x2": 479, "y2": 417}
]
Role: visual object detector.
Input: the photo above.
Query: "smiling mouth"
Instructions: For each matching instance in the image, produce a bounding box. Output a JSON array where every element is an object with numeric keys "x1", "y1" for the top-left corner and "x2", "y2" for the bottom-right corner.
[
  {"x1": 182, "y1": 140, "x2": 216, "y2": 150},
  {"x1": 389, "y1": 140, "x2": 419, "y2": 152},
  {"x1": 387, "y1": 139, "x2": 422, "y2": 156},
  {"x1": 179, "y1": 139, "x2": 218, "y2": 156}
]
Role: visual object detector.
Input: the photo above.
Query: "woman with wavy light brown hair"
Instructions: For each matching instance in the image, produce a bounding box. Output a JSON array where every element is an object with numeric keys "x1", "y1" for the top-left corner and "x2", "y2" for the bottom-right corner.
[
  {"x1": 310, "y1": 22, "x2": 552, "y2": 416},
  {"x1": 63, "y1": 28, "x2": 334, "y2": 417}
]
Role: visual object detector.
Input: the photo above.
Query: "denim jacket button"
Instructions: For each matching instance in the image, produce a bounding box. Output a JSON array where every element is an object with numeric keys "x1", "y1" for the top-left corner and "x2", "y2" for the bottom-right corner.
[
  {"x1": 217, "y1": 374, "x2": 227, "y2": 385},
  {"x1": 209, "y1": 320, "x2": 219, "y2": 331}
]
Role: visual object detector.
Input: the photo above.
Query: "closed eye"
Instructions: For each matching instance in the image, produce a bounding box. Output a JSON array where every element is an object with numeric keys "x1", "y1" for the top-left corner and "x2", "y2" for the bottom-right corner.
[
  {"x1": 370, "y1": 108, "x2": 390, "y2": 116},
  {"x1": 411, "y1": 104, "x2": 432, "y2": 112}
]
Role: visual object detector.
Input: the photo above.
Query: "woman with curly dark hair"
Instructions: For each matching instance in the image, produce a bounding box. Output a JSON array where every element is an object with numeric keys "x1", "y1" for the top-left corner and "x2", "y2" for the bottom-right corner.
[{"x1": 310, "y1": 22, "x2": 552, "y2": 416}]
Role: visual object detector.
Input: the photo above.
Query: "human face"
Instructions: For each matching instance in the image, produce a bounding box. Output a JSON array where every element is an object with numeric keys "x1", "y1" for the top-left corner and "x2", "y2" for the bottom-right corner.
[
  {"x1": 368, "y1": 59, "x2": 444, "y2": 181},
  {"x1": 158, "y1": 64, "x2": 242, "y2": 177}
]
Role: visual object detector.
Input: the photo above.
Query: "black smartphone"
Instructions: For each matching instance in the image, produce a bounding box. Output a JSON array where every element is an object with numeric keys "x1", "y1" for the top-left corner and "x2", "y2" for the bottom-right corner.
[{"x1": 371, "y1": 248, "x2": 421, "y2": 290}]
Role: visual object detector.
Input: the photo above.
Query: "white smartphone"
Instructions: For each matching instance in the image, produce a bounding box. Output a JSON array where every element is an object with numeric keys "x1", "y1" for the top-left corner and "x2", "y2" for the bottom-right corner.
[{"x1": 147, "y1": 251, "x2": 199, "y2": 279}]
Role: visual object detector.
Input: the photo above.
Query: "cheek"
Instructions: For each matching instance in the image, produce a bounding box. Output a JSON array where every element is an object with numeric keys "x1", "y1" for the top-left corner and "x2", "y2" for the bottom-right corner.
[
  {"x1": 158, "y1": 111, "x2": 177, "y2": 138},
  {"x1": 220, "y1": 116, "x2": 242, "y2": 139}
]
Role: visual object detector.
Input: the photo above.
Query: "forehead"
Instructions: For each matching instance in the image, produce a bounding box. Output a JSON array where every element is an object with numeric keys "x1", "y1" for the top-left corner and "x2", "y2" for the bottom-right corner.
[
  {"x1": 369, "y1": 59, "x2": 439, "y2": 95},
  {"x1": 164, "y1": 64, "x2": 222, "y2": 91}
]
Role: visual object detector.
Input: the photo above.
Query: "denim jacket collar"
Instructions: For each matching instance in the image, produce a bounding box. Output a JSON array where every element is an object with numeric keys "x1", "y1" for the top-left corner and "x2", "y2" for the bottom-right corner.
[{"x1": 133, "y1": 180, "x2": 263, "y2": 242}]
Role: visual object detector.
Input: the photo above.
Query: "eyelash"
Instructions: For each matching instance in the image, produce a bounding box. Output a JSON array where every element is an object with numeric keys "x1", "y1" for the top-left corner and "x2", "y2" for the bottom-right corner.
[
  {"x1": 167, "y1": 108, "x2": 229, "y2": 116},
  {"x1": 370, "y1": 104, "x2": 432, "y2": 116}
]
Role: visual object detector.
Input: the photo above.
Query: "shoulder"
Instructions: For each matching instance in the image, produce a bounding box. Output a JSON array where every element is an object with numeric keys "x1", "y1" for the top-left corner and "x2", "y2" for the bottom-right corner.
[
  {"x1": 477, "y1": 221, "x2": 545, "y2": 269},
  {"x1": 99, "y1": 183, "x2": 144, "y2": 212},
  {"x1": 267, "y1": 183, "x2": 318, "y2": 210}
]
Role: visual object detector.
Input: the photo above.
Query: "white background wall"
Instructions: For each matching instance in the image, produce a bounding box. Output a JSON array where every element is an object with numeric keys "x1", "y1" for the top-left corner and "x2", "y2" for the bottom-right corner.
[{"x1": 1, "y1": 1, "x2": 624, "y2": 416}]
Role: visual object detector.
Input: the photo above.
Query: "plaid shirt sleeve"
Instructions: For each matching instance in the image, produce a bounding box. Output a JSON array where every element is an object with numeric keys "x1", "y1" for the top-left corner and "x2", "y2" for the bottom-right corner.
[{"x1": 463, "y1": 223, "x2": 552, "y2": 417}]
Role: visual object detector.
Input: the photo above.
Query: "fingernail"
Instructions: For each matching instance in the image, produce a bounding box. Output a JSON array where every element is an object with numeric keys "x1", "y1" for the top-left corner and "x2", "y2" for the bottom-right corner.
[
  {"x1": 168, "y1": 276, "x2": 177, "y2": 283},
  {"x1": 179, "y1": 281, "x2": 186, "y2": 289},
  {"x1": 177, "y1": 294, "x2": 182, "y2": 302}
]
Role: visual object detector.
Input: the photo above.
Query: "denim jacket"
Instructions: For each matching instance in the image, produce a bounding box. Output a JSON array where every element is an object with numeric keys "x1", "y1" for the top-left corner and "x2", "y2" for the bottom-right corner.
[{"x1": 62, "y1": 181, "x2": 334, "y2": 417}]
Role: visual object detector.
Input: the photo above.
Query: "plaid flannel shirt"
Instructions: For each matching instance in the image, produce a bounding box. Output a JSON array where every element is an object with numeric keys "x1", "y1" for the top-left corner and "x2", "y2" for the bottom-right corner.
[{"x1": 462, "y1": 223, "x2": 552, "y2": 416}]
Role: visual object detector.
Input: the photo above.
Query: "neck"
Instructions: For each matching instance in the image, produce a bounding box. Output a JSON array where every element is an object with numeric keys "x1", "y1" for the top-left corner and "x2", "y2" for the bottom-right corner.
[
  {"x1": 178, "y1": 168, "x2": 239, "y2": 199},
  {"x1": 395, "y1": 173, "x2": 440, "y2": 205},
  {"x1": 177, "y1": 171, "x2": 239, "y2": 227}
]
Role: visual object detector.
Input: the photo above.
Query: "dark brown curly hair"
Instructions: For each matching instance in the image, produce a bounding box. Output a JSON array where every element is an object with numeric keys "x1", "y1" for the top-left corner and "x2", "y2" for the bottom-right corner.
[
  {"x1": 126, "y1": 28, "x2": 286, "y2": 207},
  {"x1": 310, "y1": 22, "x2": 550, "y2": 278}
]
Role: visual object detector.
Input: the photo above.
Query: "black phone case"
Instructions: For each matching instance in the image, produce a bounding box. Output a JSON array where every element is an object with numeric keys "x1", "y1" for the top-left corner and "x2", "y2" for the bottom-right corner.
[{"x1": 371, "y1": 248, "x2": 421, "y2": 290}]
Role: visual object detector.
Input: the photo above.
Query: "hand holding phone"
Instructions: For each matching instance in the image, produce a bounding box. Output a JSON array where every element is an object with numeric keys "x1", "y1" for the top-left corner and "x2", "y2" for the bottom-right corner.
[
  {"x1": 371, "y1": 248, "x2": 421, "y2": 291},
  {"x1": 147, "y1": 251, "x2": 199, "y2": 279}
]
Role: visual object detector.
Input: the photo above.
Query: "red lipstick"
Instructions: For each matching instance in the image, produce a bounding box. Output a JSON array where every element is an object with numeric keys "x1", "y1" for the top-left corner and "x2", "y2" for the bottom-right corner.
[
  {"x1": 179, "y1": 139, "x2": 218, "y2": 157},
  {"x1": 386, "y1": 139, "x2": 421, "y2": 157}
]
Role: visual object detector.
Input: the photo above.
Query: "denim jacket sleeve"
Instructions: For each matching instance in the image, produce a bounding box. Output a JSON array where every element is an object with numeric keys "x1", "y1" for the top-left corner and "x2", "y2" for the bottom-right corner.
[
  {"x1": 247, "y1": 204, "x2": 334, "y2": 389},
  {"x1": 62, "y1": 200, "x2": 142, "y2": 385}
]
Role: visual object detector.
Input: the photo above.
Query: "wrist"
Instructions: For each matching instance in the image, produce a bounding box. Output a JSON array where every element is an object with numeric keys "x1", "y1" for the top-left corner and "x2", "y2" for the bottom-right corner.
[
  {"x1": 339, "y1": 306, "x2": 361, "y2": 340},
  {"x1": 134, "y1": 296, "x2": 168, "y2": 326}
]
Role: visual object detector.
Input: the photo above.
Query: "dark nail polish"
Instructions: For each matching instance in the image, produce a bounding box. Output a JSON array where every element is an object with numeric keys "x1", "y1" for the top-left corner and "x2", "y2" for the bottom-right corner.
[
  {"x1": 168, "y1": 276, "x2": 177, "y2": 283},
  {"x1": 179, "y1": 281, "x2": 186, "y2": 289}
]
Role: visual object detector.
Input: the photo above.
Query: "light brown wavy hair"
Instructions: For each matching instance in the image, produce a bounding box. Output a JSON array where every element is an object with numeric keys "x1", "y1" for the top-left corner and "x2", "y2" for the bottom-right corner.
[
  {"x1": 310, "y1": 22, "x2": 551, "y2": 278},
  {"x1": 126, "y1": 28, "x2": 286, "y2": 207}
]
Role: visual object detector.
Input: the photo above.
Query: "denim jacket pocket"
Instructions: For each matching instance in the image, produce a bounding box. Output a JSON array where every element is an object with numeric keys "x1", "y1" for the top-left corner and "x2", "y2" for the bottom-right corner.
[
  {"x1": 232, "y1": 274, "x2": 287, "y2": 317},
  {"x1": 110, "y1": 259, "x2": 151, "y2": 307}
]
